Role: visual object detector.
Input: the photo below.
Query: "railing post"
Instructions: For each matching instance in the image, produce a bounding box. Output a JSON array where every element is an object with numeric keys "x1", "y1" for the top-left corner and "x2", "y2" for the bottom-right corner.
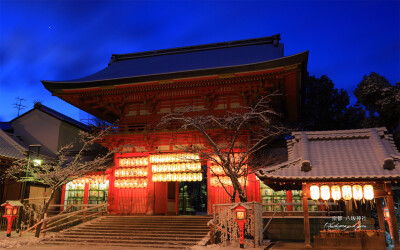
[
  {"x1": 210, "y1": 224, "x2": 214, "y2": 244},
  {"x1": 42, "y1": 213, "x2": 47, "y2": 238}
]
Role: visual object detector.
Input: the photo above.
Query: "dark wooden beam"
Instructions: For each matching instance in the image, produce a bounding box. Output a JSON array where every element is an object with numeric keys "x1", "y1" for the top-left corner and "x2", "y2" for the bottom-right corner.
[{"x1": 302, "y1": 183, "x2": 312, "y2": 249}]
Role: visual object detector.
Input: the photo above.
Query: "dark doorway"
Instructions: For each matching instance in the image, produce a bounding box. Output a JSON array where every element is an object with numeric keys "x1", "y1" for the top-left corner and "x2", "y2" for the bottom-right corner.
[{"x1": 179, "y1": 166, "x2": 207, "y2": 215}]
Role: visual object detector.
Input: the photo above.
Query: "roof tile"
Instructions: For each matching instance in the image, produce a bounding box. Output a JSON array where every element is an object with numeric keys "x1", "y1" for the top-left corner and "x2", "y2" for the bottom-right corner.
[{"x1": 256, "y1": 128, "x2": 400, "y2": 181}]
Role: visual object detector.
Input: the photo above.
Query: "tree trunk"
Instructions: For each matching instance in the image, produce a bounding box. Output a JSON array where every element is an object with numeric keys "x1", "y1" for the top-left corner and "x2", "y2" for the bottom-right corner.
[
  {"x1": 35, "y1": 188, "x2": 56, "y2": 238},
  {"x1": 229, "y1": 173, "x2": 248, "y2": 203}
]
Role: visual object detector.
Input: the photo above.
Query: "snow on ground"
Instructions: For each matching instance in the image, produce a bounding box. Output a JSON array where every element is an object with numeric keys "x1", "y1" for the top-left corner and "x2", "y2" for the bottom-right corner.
[{"x1": 0, "y1": 231, "x2": 44, "y2": 249}]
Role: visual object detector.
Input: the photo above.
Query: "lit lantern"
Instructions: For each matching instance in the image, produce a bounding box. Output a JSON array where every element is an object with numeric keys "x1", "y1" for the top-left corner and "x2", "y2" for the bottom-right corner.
[
  {"x1": 167, "y1": 173, "x2": 172, "y2": 182},
  {"x1": 352, "y1": 185, "x2": 363, "y2": 200},
  {"x1": 198, "y1": 173, "x2": 202, "y2": 181},
  {"x1": 320, "y1": 185, "x2": 330, "y2": 200},
  {"x1": 188, "y1": 173, "x2": 193, "y2": 182},
  {"x1": 331, "y1": 186, "x2": 341, "y2": 200},
  {"x1": 172, "y1": 173, "x2": 178, "y2": 182},
  {"x1": 143, "y1": 180, "x2": 148, "y2": 188},
  {"x1": 182, "y1": 173, "x2": 187, "y2": 181},
  {"x1": 363, "y1": 185, "x2": 374, "y2": 200},
  {"x1": 162, "y1": 174, "x2": 167, "y2": 182},
  {"x1": 342, "y1": 185, "x2": 352, "y2": 200},
  {"x1": 193, "y1": 173, "x2": 198, "y2": 181},
  {"x1": 177, "y1": 173, "x2": 182, "y2": 182},
  {"x1": 172, "y1": 164, "x2": 176, "y2": 172}
]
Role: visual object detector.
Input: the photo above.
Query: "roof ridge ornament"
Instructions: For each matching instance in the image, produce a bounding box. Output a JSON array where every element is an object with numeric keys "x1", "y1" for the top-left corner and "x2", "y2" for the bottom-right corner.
[
  {"x1": 369, "y1": 128, "x2": 395, "y2": 170},
  {"x1": 300, "y1": 133, "x2": 312, "y2": 172}
]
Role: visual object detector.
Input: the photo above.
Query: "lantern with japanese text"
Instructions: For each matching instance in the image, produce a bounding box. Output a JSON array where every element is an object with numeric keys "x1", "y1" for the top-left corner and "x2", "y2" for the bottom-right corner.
[
  {"x1": 352, "y1": 185, "x2": 363, "y2": 200},
  {"x1": 342, "y1": 185, "x2": 352, "y2": 200},
  {"x1": 331, "y1": 185, "x2": 341, "y2": 200}
]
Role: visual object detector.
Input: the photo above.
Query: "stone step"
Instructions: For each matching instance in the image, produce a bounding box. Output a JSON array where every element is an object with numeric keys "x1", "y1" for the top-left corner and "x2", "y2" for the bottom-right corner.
[
  {"x1": 80, "y1": 224, "x2": 208, "y2": 230},
  {"x1": 41, "y1": 241, "x2": 187, "y2": 249},
  {"x1": 44, "y1": 237, "x2": 198, "y2": 245},
  {"x1": 43, "y1": 215, "x2": 209, "y2": 248},
  {"x1": 96, "y1": 220, "x2": 210, "y2": 224},
  {"x1": 54, "y1": 232, "x2": 204, "y2": 239},
  {"x1": 52, "y1": 234, "x2": 204, "y2": 241},
  {"x1": 64, "y1": 229, "x2": 208, "y2": 235}
]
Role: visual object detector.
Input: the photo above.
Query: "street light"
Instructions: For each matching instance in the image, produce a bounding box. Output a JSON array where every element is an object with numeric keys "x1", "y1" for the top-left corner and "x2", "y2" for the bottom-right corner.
[
  {"x1": 384, "y1": 206, "x2": 393, "y2": 241},
  {"x1": 16, "y1": 144, "x2": 41, "y2": 233}
]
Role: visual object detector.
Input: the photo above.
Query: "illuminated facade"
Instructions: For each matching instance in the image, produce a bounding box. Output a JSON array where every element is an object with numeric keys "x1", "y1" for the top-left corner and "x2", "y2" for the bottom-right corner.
[{"x1": 42, "y1": 35, "x2": 308, "y2": 215}]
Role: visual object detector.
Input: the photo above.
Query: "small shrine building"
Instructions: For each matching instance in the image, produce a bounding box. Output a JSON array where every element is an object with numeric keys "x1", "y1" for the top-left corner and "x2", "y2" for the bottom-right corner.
[
  {"x1": 256, "y1": 128, "x2": 400, "y2": 249},
  {"x1": 42, "y1": 35, "x2": 309, "y2": 215}
]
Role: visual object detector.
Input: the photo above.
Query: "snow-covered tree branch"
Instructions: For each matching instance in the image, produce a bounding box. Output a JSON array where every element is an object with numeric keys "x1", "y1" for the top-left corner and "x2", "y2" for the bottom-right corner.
[
  {"x1": 158, "y1": 93, "x2": 288, "y2": 202},
  {"x1": 6, "y1": 126, "x2": 119, "y2": 237}
]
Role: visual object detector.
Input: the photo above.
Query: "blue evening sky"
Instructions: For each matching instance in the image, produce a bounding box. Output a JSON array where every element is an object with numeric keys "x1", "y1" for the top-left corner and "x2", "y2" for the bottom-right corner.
[{"x1": 0, "y1": 0, "x2": 399, "y2": 122}]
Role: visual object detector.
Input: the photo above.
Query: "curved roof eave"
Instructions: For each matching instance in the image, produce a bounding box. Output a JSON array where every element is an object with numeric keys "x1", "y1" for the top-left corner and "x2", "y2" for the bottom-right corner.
[{"x1": 42, "y1": 51, "x2": 309, "y2": 92}]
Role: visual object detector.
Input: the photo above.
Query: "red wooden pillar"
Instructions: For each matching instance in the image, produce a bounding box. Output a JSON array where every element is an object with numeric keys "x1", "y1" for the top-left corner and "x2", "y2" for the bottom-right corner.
[
  {"x1": 386, "y1": 184, "x2": 400, "y2": 249},
  {"x1": 83, "y1": 183, "x2": 89, "y2": 209},
  {"x1": 286, "y1": 190, "x2": 293, "y2": 211},
  {"x1": 60, "y1": 185, "x2": 66, "y2": 211},
  {"x1": 302, "y1": 183, "x2": 312, "y2": 249}
]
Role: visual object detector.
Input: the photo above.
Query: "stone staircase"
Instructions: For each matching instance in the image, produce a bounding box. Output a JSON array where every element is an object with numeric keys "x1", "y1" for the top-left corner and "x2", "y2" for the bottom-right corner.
[{"x1": 43, "y1": 215, "x2": 211, "y2": 249}]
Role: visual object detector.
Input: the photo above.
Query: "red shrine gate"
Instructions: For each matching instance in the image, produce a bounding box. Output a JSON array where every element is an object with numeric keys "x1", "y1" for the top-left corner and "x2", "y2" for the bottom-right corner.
[{"x1": 44, "y1": 35, "x2": 308, "y2": 215}]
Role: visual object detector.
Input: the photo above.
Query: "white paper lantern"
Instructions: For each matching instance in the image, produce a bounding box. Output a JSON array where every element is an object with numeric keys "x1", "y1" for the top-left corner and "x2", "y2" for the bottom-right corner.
[
  {"x1": 352, "y1": 185, "x2": 363, "y2": 200},
  {"x1": 331, "y1": 186, "x2": 341, "y2": 200},
  {"x1": 363, "y1": 185, "x2": 374, "y2": 200},
  {"x1": 320, "y1": 185, "x2": 330, "y2": 200}
]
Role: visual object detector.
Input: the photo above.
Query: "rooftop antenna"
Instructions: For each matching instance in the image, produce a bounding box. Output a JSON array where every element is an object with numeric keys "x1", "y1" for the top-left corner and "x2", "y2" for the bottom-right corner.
[{"x1": 13, "y1": 97, "x2": 26, "y2": 117}]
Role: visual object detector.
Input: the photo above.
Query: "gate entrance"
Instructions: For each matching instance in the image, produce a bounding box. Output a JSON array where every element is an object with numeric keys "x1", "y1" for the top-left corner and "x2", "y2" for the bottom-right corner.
[{"x1": 178, "y1": 173, "x2": 207, "y2": 215}]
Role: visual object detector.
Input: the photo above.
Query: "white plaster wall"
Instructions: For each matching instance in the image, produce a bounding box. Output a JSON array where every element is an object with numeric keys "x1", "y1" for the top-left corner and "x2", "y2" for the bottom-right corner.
[{"x1": 11, "y1": 109, "x2": 61, "y2": 157}]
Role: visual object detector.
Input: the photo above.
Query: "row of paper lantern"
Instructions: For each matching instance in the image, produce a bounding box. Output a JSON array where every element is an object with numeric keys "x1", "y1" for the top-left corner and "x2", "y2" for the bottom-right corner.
[
  {"x1": 210, "y1": 165, "x2": 226, "y2": 175},
  {"x1": 115, "y1": 168, "x2": 148, "y2": 178},
  {"x1": 152, "y1": 163, "x2": 201, "y2": 173},
  {"x1": 114, "y1": 179, "x2": 148, "y2": 189},
  {"x1": 310, "y1": 184, "x2": 374, "y2": 201},
  {"x1": 152, "y1": 173, "x2": 203, "y2": 182},
  {"x1": 71, "y1": 175, "x2": 108, "y2": 184},
  {"x1": 210, "y1": 176, "x2": 247, "y2": 187},
  {"x1": 119, "y1": 157, "x2": 148, "y2": 167},
  {"x1": 149, "y1": 153, "x2": 200, "y2": 164}
]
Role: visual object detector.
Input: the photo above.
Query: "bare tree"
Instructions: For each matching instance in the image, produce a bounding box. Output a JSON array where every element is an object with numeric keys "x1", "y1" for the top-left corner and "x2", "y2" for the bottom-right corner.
[
  {"x1": 6, "y1": 127, "x2": 118, "y2": 237},
  {"x1": 159, "y1": 94, "x2": 287, "y2": 203}
]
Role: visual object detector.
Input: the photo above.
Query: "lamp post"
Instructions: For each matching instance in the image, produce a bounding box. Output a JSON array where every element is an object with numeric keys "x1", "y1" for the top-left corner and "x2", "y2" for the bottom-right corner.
[
  {"x1": 16, "y1": 144, "x2": 41, "y2": 233},
  {"x1": 384, "y1": 206, "x2": 393, "y2": 241},
  {"x1": 232, "y1": 203, "x2": 250, "y2": 249},
  {"x1": 1, "y1": 201, "x2": 23, "y2": 237}
]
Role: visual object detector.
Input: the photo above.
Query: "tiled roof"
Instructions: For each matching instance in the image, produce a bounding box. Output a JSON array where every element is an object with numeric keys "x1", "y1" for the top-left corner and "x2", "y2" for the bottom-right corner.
[
  {"x1": 256, "y1": 128, "x2": 400, "y2": 181},
  {"x1": 43, "y1": 35, "x2": 283, "y2": 85},
  {"x1": 0, "y1": 129, "x2": 27, "y2": 160}
]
